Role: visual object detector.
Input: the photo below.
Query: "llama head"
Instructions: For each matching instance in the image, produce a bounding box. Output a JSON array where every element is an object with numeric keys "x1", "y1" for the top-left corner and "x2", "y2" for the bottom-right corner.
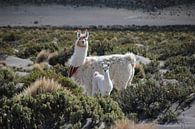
[
  {"x1": 75, "y1": 30, "x2": 89, "y2": 48},
  {"x1": 100, "y1": 61, "x2": 111, "y2": 72}
]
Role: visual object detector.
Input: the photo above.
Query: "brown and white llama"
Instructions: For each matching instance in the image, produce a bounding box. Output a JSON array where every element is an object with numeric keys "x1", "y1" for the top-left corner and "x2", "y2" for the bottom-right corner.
[
  {"x1": 68, "y1": 30, "x2": 89, "y2": 77},
  {"x1": 68, "y1": 30, "x2": 137, "y2": 96}
]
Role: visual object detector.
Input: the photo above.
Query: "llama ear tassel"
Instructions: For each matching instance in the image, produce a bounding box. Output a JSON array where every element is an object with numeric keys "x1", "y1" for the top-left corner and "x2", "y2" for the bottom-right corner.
[{"x1": 77, "y1": 30, "x2": 81, "y2": 39}]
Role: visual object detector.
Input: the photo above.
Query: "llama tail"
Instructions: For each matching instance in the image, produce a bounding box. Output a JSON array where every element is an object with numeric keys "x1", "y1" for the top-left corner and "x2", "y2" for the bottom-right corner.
[
  {"x1": 125, "y1": 52, "x2": 145, "y2": 78},
  {"x1": 134, "y1": 63, "x2": 146, "y2": 78}
]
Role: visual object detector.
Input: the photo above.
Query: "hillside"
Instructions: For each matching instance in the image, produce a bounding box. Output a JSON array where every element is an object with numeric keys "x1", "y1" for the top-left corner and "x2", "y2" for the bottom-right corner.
[{"x1": 0, "y1": 27, "x2": 195, "y2": 128}]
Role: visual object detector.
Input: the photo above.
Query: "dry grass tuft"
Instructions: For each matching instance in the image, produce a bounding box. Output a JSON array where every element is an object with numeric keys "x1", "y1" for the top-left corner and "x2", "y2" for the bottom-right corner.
[
  {"x1": 48, "y1": 51, "x2": 59, "y2": 60},
  {"x1": 33, "y1": 63, "x2": 45, "y2": 71},
  {"x1": 111, "y1": 119, "x2": 157, "y2": 129},
  {"x1": 33, "y1": 62, "x2": 51, "y2": 71},
  {"x1": 18, "y1": 77, "x2": 63, "y2": 97},
  {"x1": 36, "y1": 50, "x2": 50, "y2": 63}
]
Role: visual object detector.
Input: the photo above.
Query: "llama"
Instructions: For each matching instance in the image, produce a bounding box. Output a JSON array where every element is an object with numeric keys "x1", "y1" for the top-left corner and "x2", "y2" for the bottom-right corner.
[
  {"x1": 68, "y1": 31, "x2": 138, "y2": 96},
  {"x1": 92, "y1": 62, "x2": 113, "y2": 96},
  {"x1": 68, "y1": 30, "x2": 89, "y2": 77},
  {"x1": 71, "y1": 53, "x2": 136, "y2": 96}
]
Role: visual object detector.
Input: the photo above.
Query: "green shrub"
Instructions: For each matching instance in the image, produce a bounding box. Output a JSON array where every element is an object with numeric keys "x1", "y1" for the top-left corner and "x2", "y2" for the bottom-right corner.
[
  {"x1": 19, "y1": 69, "x2": 61, "y2": 87},
  {"x1": 0, "y1": 68, "x2": 14, "y2": 83},
  {"x1": 144, "y1": 61, "x2": 160, "y2": 74},
  {"x1": 90, "y1": 39, "x2": 113, "y2": 55},
  {"x1": 0, "y1": 91, "x2": 124, "y2": 129},
  {"x1": 112, "y1": 78, "x2": 194, "y2": 120},
  {"x1": 165, "y1": 55, "x2": 195, "y2": 74},
  {"x1": 158, "y1": 109, "x2": 178, "y2": 124},
  {"x1": 2, "y1": 33, "x2": 20, "y2": 42},
  {"x1": 0, "y1": 69, "x2": 18, "y2": 98},
  {"x1": 48, "y1": 49, "x2": 73, "y2": 66},
  {"x1": 164, "y1": 66, "x2": 195, "y2": 85},
  {"x1": 17, "y1": 43, "x2": 59, "y2": 58},
  {"x1": 19, "y1": 69, "x2": 83, "y2": 95},
  {"x1": 158, "y1": 42, "x2": 195, "y2": 60}
]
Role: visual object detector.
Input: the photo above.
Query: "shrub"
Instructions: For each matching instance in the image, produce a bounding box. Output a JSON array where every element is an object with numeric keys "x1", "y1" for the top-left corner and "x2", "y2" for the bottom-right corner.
[
  {"x1": 18, "y1": 77, "x2": 64, "y2": 97},
  {"x1": 48, "y1": 49, "x2": 72, "y2": 66},
  {"x1": 158, "y1": 42, "x2": 195, "y2": 60},
  {"x1": 19, "y1": 69, "x2": 61, "y2": 87},
  {"x1": 144, "y1": 61, "x2": 160, "y2": 74},
  {"x1": 90, "y1": 39, "x2": 113, "y2": 55},
  {"x1": 112, "y1": 78, "x2": 194, "y2": 121},
  {"x1": 164, "y1": 66, "x2": 195, "y2": 85},
  {"x1": 0, "y1": 91, "x2": 124, "y2": 129},
  {"x1": 0, "y1": 69, "x2": 18, "y2": 98},
  {"x1": 165, "y1": 55, "x2": 195, "y2": 73},
  {"x1": 0, "y1": 68, "x2": 14, "y2": 83},
  {"x1": 19, "y1": 69, "x2": 83, "y2": 95},
  {"x1": 2, "y1": 33, "x2": 20, "y2": 42},
  {"x1": 35, "y1": 50, "x2": 50, "y2": 63},
  {"x1": 158, "y1": 109, "x2": 178, "y2": 124},
  {"x1": 17, "y1": 43, "x2": 59, "y2": 58}
]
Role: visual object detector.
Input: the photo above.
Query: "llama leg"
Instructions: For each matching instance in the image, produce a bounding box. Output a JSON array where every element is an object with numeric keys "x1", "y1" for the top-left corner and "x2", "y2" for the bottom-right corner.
[
  {"x1": 92, "y1": 79, "x2": 98, "y2": 96},
  {"x1": 128, "y1": 67, "x2": 135, "y2": 86}
]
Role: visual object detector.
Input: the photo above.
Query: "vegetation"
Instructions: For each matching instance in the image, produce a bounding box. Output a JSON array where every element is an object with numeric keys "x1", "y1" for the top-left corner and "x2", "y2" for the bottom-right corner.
[{"x1": 0, "y1": 27, "x2": 195, "y2": 128}]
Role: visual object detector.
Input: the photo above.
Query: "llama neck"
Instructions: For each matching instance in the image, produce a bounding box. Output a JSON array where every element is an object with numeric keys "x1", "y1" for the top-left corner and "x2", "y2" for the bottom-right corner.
[
  {"x1": 70, "y1": 41, "x2": 88, "y2": 67},
  {"x1": 104, "y1": 70, "x2": 110, "y2": 81}
]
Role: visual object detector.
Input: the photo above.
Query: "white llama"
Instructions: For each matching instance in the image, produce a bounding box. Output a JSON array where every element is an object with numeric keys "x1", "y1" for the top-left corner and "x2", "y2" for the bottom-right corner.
[
  {"x1": 68, "y1": 30, "x2": 89, "y2": 77},
  {"x1": 68, "y1": 31, "x2": 137, "y2": 96},
  {"x1": 92, "y1": 62, "x2": 113, "y2": 96}
]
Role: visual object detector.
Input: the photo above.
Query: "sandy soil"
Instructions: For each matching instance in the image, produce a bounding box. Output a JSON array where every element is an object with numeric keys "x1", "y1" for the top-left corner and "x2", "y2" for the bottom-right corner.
[{"x1": 0, "y1": 4, "x2": 194, "y2": 26}]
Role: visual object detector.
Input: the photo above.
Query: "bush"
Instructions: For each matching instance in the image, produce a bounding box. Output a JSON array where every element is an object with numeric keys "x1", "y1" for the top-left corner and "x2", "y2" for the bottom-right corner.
[
  {"x1": 165, "y1": 55, "x2": 195, "y2": 73},
  {"x1": 158, "y1": 42, "x2": 195, "y2": 60},
  {"x1": 0, "y1": 68, "x2": 14, "y2": 83},
  {"x1": 112, "y1": 78, "x2": 194, "y2": 121},
  {"x1": 158, "y1": 109, "x2": 178, "y2": 124},
  {"x1": 48, "y1": 49, "x2": 73, "y2": 66},
  {"x1": 17, "y1": 43, "x2": 59, "y2": 58},
  {"x1": 90, "y1": 39, "x2": 113, "y2": 55},
  {"x1": 19, "y1": 69, "x2": 83, "y2": 95},
  {"x1": 0, "y1": 91, "x2": 124, "y2": 129},
  {"x1": 2, "y1": 33, "x2": 20, "y2": 42},
  {"x1": 0, "y1": 69, "x2": 18, "y2": 98},
  {"x1": 144, "y1": 61, "x2": 160, "y2": 74},
  {"x1": 18, "y1": 77, "x2": 64, "y2": 97}
]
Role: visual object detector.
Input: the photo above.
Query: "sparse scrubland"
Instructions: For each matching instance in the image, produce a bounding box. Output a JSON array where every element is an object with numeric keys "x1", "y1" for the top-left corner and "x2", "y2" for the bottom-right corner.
[{"x1": 0, "y1": 27, "x2": 195, "y2": 128}]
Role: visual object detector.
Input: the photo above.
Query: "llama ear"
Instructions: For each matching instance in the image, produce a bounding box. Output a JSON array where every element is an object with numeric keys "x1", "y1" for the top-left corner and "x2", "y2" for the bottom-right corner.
[
  {"x1": 77, "y1": 30, "x2": 81, "y2": 39},
  {"x1": 84, "y1": 30, "x2": 89, "y2": 39}
]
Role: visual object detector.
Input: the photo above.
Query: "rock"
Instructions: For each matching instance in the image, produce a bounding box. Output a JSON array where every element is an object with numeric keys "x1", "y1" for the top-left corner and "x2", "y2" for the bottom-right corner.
[
  {"x1": 161, "y1": 79, "x2": 179, "y2": 85},
  {"x1": 15, "y1": 71, "x2": 30, "y2": 77},
  {"x1": 159, "y1": 60, "x2": 165, "y2": 68},
  {"x1": 159, "y1": 69, "x2": 168, "y2": 74},
  {"x1": 5, "y1": 56, "x2": 33, "y2": 71},
  {"x1": 135, "y1": 43, "x2": 145, "y2": 47},
  {"x1": 15, "y1": 83, "x2": 24, "y2": 90},
  {"x1": 136, "y1": 55, "x2": 151, "y2": 65}
]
